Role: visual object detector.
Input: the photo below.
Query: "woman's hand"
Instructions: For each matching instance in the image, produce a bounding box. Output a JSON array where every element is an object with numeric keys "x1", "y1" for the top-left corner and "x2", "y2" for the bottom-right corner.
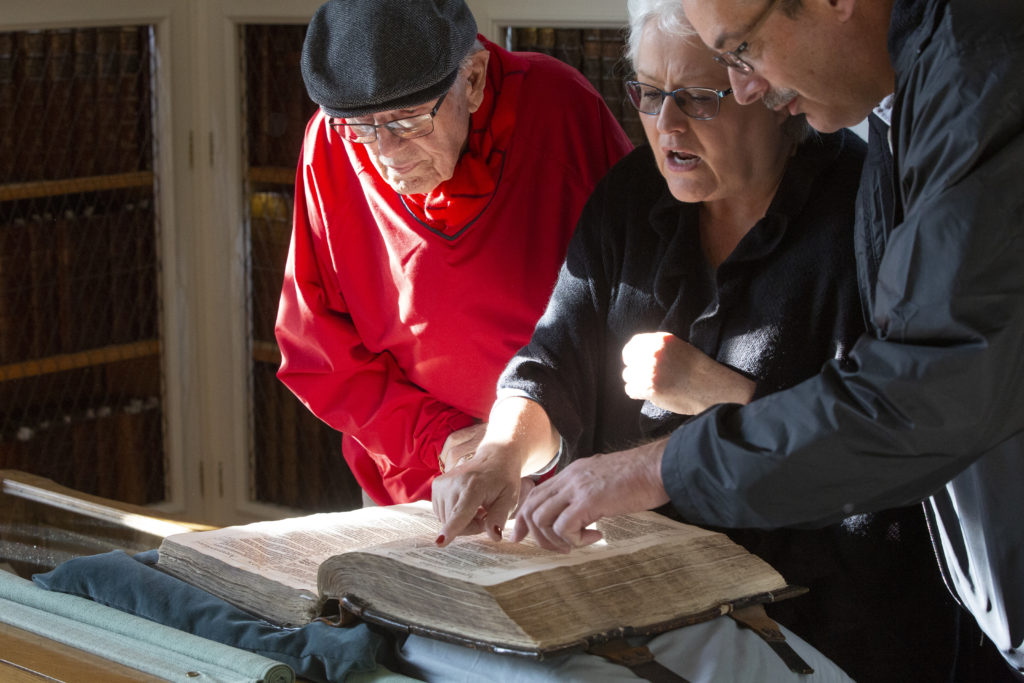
[
  {"x1": 432, "y1": 398, "x2": 559, "y2": 546},
  {"x1": 438, "y1": 422, "x2": 488, "y2": 473},
  {"x1": 622, "y1": 332, "x2": 755, "y2": 414}
]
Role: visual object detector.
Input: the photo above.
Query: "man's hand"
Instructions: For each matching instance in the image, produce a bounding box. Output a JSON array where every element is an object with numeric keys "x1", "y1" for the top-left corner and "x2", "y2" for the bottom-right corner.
[
  {"x1": 622, "y1": 332, "x2": 755, "y2": 414},
  {"x1": 438, "y1": 422, "x2": 488, "y2": 473},
  {"x1": 511, "y1": 438, "x2": 670, "y2": 552}
]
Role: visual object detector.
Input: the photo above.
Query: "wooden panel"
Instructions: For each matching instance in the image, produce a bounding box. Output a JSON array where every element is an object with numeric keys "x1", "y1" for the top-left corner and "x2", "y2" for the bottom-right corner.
[{"x1": 0, "y1": 622, "x2": 165, "y2": 683}]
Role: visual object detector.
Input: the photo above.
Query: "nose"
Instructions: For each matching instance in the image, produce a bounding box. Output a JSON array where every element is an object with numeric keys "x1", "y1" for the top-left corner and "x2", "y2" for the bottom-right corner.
[
  {"x1": 728, "y1": 69, "x2": 770, "y2": 106},
  {"x1": 373, "y1": 127, "x2": 406, "y2": 156},
  {"x1": 656, "y1": 96, "x2": 690, "y2": 133}
]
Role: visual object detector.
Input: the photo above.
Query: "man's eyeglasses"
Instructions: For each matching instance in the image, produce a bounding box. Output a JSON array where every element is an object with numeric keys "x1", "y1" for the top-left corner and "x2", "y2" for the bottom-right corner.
[
  {"x1": 713, "y1": 0, "x2": 784, "y2": 73},
  {"x1": 329, "y1": 91, "x2": 448, "y2": 144},
  {"x1": 625, "y1": 81, "x2": 733, "y2": 120}
]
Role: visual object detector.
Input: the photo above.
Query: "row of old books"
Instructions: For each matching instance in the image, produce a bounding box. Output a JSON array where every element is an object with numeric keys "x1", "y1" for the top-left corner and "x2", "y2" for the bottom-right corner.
[
  {"x1": 509, "y1": 26, "x2": 645, "y2": 146},
  {"x1": 0, "y1": 200, "x2": 158, "y2": 365},
  {"x1": 0, "y1": 26, "x2": 152, "y2": 184},
  {"x1": 245, "y1": 24, "x2": 317, "y2": 170},
  {"x1": 252, "y1": 354, "x2": 363, "y2": 512},
  {"x1": 249, "y1": 191, "x2": 292, "y2": 343},
  {"x1": 249, "y1": 191, "x2": 362, "y2": 512},
  {"x1": 0, "y1": 394, "x2": 165, "y2": 505}
]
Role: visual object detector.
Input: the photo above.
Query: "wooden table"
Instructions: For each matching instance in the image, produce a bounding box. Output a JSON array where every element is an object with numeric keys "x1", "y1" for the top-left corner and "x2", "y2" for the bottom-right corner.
[{"x1": 0, "y1": 470, "x2": 208, "y2": 681}]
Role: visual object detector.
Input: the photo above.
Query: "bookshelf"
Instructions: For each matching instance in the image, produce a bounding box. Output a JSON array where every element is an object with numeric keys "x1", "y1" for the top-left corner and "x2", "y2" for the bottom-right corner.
[{"x1": 0, "y1": 24, "x2": 165, "y2": 507}]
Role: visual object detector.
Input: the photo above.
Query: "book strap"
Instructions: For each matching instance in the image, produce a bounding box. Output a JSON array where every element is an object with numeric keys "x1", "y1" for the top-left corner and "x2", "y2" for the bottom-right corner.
[
  {"x1": 588, "y1": 638, "x2": 691, "y2": 683},
  {"x1": 729, "y1": 604, "x2": 815, "y2": 675}
]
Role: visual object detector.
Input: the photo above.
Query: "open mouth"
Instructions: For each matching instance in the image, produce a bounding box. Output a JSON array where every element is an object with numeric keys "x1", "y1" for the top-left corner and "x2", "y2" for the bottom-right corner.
[{"x1": 665, "y1": 150, "x2": 701, "y2": 168}]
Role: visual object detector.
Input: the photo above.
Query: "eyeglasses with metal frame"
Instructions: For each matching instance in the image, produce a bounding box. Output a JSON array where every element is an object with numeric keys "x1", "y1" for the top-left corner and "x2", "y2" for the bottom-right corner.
[
  {"x1": 624, "y1": 81, "x2": 734, "y2": 120},
  {"x1": 329, "y1": 91, "x2": 448, "y2": 144},
  {"x1": 712, "y1": 0, "x2": 785, "y2": 73}
]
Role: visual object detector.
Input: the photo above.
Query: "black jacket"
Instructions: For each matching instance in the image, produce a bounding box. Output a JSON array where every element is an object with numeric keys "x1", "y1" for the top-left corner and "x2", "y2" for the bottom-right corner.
[
  {"x1": 499, "y1": 133, "x2": 964, "y2": 679},
  {"x1": 661, "y1": 0, "x2": 1024, "y2": 671}
]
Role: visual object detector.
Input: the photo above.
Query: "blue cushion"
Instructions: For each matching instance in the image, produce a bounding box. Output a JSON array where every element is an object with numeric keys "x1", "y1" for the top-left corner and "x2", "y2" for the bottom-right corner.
[{"x1": 33, "y1": 549, "x2": 383, "y2": 683}]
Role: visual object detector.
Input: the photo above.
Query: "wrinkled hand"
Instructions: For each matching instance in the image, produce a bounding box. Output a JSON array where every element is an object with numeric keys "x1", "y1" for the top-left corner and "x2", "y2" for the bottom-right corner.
[
  {"x1": 622, "y1": 332, "x2": 755, "y2": 415},
  {"x1": 511, "y1": 439, "x2": 670, "y2": 552},
  {"x1": 432, "y1": 443, "x2": 524, "y2": 545},
  {"x1": 438, "y1": 422, "x2": 488, "y2": 473}
]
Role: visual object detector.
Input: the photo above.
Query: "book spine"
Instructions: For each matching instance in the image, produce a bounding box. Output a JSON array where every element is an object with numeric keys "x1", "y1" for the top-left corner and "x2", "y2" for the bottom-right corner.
[
  {"x1": 282, "y1": 26, "x2": 311, "y2": 168},
  {"x1": 72, "y1": 28, "x2": 98, "y2": 177},
  {"x1": 45, "y1": 29, "x2": 75, "y2": 180},
  {"x1": 552, "y1": 29, "x2": 583, "y2": 71},
  {"x1": 250, "y1": 192, "x2": 291, "y2": 342},
  {"x1": 278, "y1": 376, "x2": 301, "y2": 507},
  {"x1": 135, "y1": 199, "x2": 158, "y2": 341},
  {"x1": 254, "y1": 362, "x2": 282, "y2": 504},
  {"x1": 17, "y1": 30, "x2": 47, "y2": 182},
  {"x1": 513, "y1": 27, "x2": 538, "y2": 53},
  {"x1": 109, "y1": 202, "x2": 134, "y2": 344},
  {"x1": 95, "y1": 27, "x2": 120, "y2": 175},
  {"x1": 0, "y1": 31, "x2": 16, "y2": 182},
  {"x1": 28, "y1": 214, "x2": 61, "y2": 358},
  {"x1": 117, "y1": 26, "x2": 142, "y2": 173},
  {"x1": 249, "y1": 192, "x2": 274, "y2": 343},
  {"x1": 599, "y1": 29, "x2": 625, "y2": 122},
  {"x1": 249, "y1": 25, "x2": 272, "y2": 168},
  {"x1": 535, "y1": 27, "x2": 555, "y2": 57},
  {"x1": 581, "y1": 29, "x2": 603, "y2": 94},
  {"x1": 71, "y1": 406, "x2": 99, "y2": 494},
  {"x1": 0, "y1": 217, "x2": 33, "y2": 363}
]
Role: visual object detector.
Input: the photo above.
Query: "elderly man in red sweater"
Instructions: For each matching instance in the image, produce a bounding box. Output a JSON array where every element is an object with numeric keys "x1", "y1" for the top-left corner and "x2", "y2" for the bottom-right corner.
[{"x1": 275, "y1": 0, "x2": 631, "y2": 505}]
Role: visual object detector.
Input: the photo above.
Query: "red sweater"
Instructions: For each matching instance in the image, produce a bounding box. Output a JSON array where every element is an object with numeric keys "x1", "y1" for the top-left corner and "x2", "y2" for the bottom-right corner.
[{"x1": 276, "y1": 38, "x2": 631, "y2": 504}]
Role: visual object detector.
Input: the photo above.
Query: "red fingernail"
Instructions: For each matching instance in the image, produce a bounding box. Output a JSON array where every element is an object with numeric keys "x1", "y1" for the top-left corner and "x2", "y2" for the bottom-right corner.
[{"x1": 435, "y1": 535, "x2": 445, "y2": 546}]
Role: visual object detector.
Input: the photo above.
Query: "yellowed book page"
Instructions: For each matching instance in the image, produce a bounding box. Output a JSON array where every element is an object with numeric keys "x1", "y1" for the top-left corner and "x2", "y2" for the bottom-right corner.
[
  {"x1": 359, "y1": 511, "x2": 724, "y2": 586},
  {"x1": 163, "y1": 502, "x2": 439, "y2": 591}
]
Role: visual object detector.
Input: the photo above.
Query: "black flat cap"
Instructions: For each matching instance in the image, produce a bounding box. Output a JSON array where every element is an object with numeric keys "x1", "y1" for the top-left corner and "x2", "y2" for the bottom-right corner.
[{"x1": 301, "y1": 0, "x2": 478, "y2": 118}]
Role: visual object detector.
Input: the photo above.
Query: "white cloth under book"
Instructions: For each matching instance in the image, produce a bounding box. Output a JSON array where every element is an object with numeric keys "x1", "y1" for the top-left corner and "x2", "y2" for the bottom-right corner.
[{"x1": 395, "y1": 616, "x2": 854, "y2": 683}]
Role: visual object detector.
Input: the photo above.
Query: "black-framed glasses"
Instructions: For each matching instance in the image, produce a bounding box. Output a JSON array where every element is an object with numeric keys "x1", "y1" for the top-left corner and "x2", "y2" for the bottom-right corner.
[
  {"x1": 712, "y1": 0, "x2": 784, "y2": 73},
  {"x1": 625, "y1": 81, "x2": 733, "y2": 120},
  {"x1": 329, "y1": 91, "x2": 448, "y2": 144}
]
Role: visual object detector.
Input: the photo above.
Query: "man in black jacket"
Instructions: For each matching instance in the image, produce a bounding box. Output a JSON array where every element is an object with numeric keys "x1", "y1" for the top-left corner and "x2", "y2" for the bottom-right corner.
[{"x1": 502, "y1": 0, "x2": 1024, "y2": 678}]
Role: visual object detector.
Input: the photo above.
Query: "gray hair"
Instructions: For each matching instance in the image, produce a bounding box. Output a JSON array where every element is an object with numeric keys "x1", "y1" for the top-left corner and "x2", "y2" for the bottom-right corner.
[
  {"x1": 625, "y1": 0, "x2": 813, "y2": 143},
  {"x1": 625, "y1": 0, "x2": 700, "y2": 72},
  {"x1": 460, "y1": 39, "x2": 486, "y2": 69}
]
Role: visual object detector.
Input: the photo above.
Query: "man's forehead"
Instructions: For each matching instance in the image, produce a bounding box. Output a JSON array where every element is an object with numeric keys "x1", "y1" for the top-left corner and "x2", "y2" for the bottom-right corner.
[{"x1": 682, "y1": 0, "x2": 759, "y2": 49}]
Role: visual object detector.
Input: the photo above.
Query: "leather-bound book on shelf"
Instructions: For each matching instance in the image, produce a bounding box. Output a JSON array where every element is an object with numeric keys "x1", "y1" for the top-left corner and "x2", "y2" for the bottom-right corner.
[
  {"x1": 27, "y1": 214, "x2": 60, "y2": 359},
  {"x1": 248, "y1": 25, "x2": 272, "y2": 169},
  {"x1": 599, "y1": 29, "x2": 625, "y2": 117},
  {"x1": 108, "y1": 203, "x2": 135, "y2": 345},
  {"x1": 44, "y1": 29, "x2": 74, "y2": 180},
  {"x1": 133, "y1": 199, "x2": 158, "y2": 341},
  {"x1": 0, "y1": 32, "x2": 16, "y2": 182},
  {"x1": 581, "y1": 29, "x2": 602, "y2": 93},
  {"x1": 94, "y1": 27, "x2": 121, "y2": 175},
  {"x1": 17, "y1": 31, "x2": 47, "y2": 182},
  {"x1": 552, "y1": 29, "x2": 583, "y2": 71},
  {"x1": 116, "y1": 27, "x2": 142, "y2": 174},
  {"x1": 0, "y1": 217, "x2": 33, "y2": 363},
  {"x1": 71, "y1": 28, "x2": 98, "y2": 178}
]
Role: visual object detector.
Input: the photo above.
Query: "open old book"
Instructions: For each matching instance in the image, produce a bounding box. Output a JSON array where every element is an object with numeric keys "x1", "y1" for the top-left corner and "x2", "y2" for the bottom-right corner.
[{"x1": 156, "y1": 501, "x2": 802, "y2": 657}]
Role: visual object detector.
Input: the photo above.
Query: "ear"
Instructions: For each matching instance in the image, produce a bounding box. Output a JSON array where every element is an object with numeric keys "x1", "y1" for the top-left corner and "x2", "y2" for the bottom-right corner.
[
  {"x1": 828, "y1": 0, "x2": 856, "y2": 22},
  {"x1": 463, "y1": 49, "x2": 490, "y2": 114}
]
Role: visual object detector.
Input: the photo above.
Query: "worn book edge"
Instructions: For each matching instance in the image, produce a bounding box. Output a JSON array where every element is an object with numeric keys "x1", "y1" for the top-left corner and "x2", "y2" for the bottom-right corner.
[{"x1": 337, "y1": 584, "x2": 808, "y2": 660}]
